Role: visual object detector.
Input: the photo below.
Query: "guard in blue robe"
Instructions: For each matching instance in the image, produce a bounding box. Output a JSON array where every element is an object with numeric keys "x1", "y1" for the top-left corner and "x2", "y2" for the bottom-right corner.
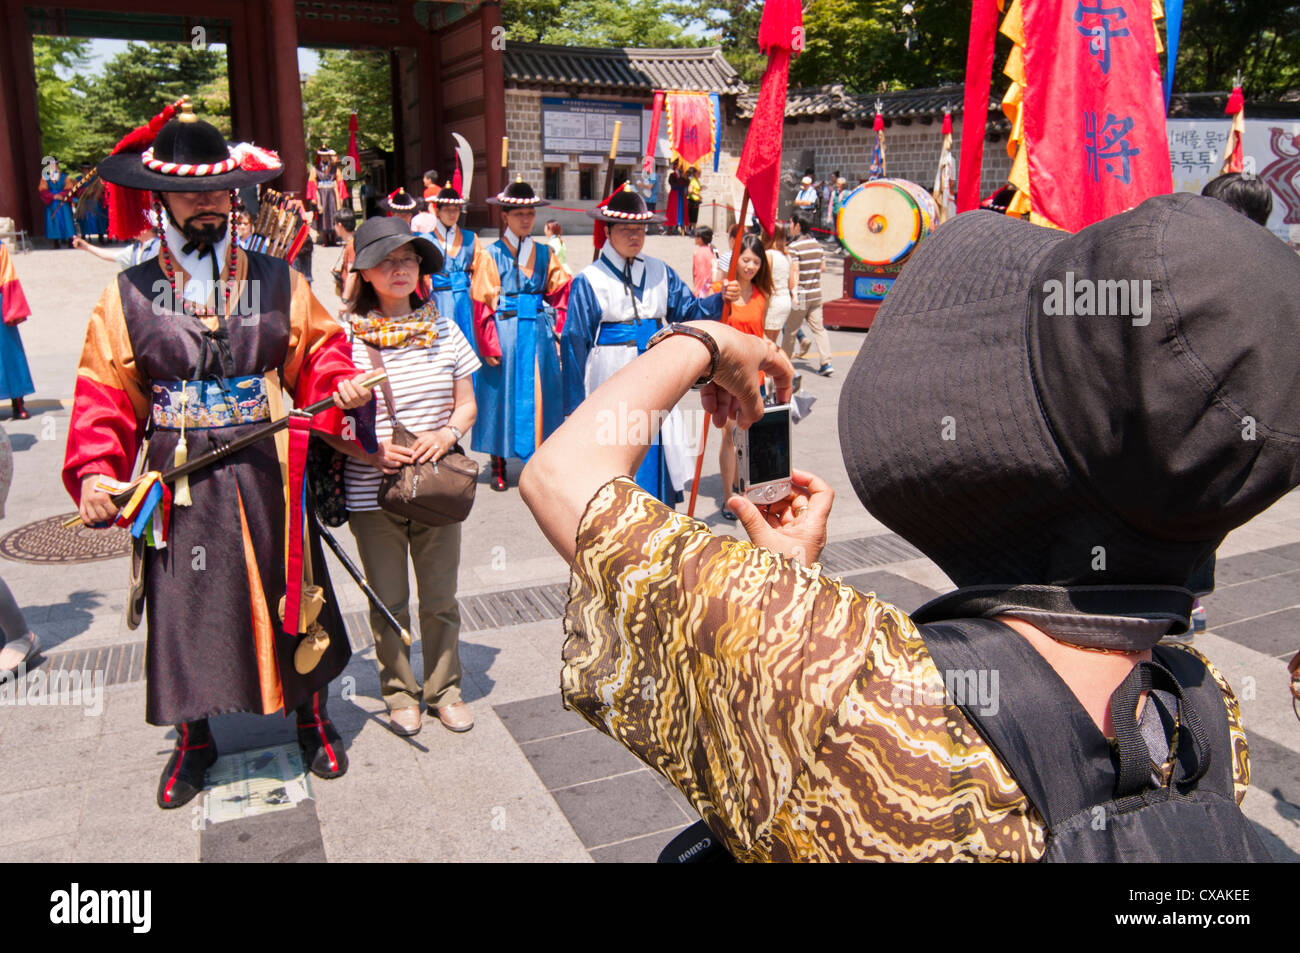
[
  {"x1": 472, "y1": 179, "x2": 570, "y2": 491},
  {"x1": 39, "y1": 166, "x2": 76, "y2": 245},
  {"x1": 561, "y1": 186, "x2": 728, "y2": 505},
  {"x1": 425, "y1": 185, "x2": 484, "y2": 350}
]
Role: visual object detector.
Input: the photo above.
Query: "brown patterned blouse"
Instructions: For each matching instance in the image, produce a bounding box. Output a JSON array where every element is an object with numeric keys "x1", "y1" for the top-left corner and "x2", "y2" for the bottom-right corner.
[{"x1": 560, "y1": 478, "x2": 1250, "y2": 862}]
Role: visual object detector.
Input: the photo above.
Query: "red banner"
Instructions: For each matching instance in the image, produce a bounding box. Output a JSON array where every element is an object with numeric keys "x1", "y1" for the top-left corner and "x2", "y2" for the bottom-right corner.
[
  {"x1": 959, "y1": 0, "x2": 1001, "y2": 213},
  {"x1": 645, "y1": 91, "x2": 664, "y2": 172},
  {"x1": 1022, "y1": 0, "x2": 1171, "y2": 231},
  {"x1": 667, "y1": 92, "x2": 714, "y2": 169}
]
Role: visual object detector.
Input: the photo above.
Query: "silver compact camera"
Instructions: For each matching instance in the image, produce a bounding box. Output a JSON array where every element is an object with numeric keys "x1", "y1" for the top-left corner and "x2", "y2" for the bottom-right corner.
[{"x1": 734, "y1": 403, "x2": 793, "y2": 505}]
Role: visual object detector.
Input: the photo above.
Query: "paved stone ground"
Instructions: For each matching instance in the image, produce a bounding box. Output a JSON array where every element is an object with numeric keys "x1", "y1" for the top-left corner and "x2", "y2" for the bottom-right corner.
[{"x1": 0, "y1": 235, "x2": 1296, "y2": 863}]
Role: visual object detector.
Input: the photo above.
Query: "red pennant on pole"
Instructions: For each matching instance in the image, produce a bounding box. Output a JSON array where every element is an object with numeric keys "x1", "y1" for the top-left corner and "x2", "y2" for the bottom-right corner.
[
  {"x1": 347, "y1": 112, "x2": 362, "y2": 179},
  {"x1": 737, "y1": 0, "x2": 803, "y2": 235},
  {"x1": 958, "y1": 0, "x2": 1000, "y2": 213}
]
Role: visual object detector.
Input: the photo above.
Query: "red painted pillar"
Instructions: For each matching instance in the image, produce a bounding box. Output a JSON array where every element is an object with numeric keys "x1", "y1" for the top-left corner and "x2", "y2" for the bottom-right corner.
[
  {"x1": 417, "y1": 31, "x2": 440, "y2": 187},
  {"x1": 269, "y1": 0, "x2": 306, "y2": 196},
  {"x1": 2, "y1": 0, "x2": 42, "y2": 234},
  {"x1": 481, "y1": 1, "x2": 507, "y2": 214},
  {"x1": 227, "y1": 9, "x2": 254, "y2": 143}
]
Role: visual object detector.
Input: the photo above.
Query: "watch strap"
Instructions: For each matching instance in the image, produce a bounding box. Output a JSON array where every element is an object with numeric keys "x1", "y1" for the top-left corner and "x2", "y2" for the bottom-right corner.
[{"x1": 646, "y1": 324, "x2": 720, "y2": 388}]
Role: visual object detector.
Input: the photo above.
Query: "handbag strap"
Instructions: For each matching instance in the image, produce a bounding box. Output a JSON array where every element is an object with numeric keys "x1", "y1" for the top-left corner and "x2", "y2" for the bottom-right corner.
[{"x1": 363, "y1": 343, "x2": 401, "y2": 428}]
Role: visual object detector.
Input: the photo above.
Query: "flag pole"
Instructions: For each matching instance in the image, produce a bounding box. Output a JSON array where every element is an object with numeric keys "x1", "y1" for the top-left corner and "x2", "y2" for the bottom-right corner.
[{"x1": 688, "y1": 189, "x2": 750, "y2": 518}]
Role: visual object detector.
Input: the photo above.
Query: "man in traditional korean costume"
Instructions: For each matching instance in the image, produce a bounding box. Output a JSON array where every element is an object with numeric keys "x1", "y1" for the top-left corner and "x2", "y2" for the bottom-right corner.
[
  {"x1": 63, "y1": 102, "x2": 377, "y2": 810},
  {"x1": 561, "y1": 185, "x2": 735, "y2": 504}
]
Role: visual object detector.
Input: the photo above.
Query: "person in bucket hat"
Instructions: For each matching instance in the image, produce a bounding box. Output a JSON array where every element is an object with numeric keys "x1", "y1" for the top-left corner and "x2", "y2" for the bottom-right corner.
[
  {"x1": 469, "y1": 178, "x2": 569, "y2": 491},
  {"x1": 561, "y1": 184, "x2": 738, "y2": 505},
  {"x1": 518, "y1": 193, "x2": 1297, "y2": 861},
  {"x1": 63, "y1": 99, "x2": 379, "y2": 809}
]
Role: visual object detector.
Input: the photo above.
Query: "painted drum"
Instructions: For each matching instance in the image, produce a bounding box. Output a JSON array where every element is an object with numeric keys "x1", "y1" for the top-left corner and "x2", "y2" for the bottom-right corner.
[{"x1": 836, "y1": 178, "x2": 937, "y2": 265}]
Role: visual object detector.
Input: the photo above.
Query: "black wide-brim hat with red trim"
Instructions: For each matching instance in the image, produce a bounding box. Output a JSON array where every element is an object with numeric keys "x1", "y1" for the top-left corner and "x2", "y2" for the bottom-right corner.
[
  {"x1": 841, "y1": 193, "x2": 1300, "y2": 603},
  {"x1": 97, "y1": 103, "x2": 282, "y2": 193},
  {"x1": 429, "y1": 184, "x2": 466, "y2": 206},
  {"x1": 381, "y1": 189, "x2": 420, "y2": 213},
  {"x1": 587, "y1": 184, "x2": 664, "y2": 225},
  {"x1": 486, "y1": 179, "x2": 549, "y2": 208}
]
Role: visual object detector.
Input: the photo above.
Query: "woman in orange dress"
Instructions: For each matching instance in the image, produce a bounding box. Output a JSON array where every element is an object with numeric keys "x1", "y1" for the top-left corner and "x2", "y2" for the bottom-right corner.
[{"x1": 718, "y1": 233, "x2": 772, "y2": 518}]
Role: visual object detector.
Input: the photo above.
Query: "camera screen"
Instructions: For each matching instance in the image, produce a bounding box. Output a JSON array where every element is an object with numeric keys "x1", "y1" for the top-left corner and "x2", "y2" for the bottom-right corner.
[{"x1": 748, "y1": 407, "x2": 790, "y2": 484}]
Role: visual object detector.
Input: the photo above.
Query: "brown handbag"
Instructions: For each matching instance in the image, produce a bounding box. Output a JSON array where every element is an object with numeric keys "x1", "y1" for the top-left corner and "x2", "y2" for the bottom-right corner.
[{"x1": 366, "y1": 344, "x2": 478, "y2": 526}]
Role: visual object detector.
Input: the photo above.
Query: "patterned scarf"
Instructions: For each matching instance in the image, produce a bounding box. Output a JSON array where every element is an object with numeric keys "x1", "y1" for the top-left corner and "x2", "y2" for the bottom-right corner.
[{"x1": 351, "y1": 300, "x2": 440, "y2": 349}]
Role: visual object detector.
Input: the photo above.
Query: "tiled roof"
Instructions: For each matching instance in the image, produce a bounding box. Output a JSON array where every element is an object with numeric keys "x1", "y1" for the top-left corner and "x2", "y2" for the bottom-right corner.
[
  {"x1": 739, "y1": 84, "x2": 983, "y2": 122},
  {"x1": 739, "y1": 83, "x2": 1300, "y2": 124},
  {"x1": 505, "y1": 43, "x2": 747, "y2": 95}
]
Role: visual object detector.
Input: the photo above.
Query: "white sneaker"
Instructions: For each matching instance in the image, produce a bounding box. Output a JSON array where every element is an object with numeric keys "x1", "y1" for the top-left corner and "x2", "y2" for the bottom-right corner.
[{"x1": 0, "y1": 633, "x2": 38, "y2": 673}]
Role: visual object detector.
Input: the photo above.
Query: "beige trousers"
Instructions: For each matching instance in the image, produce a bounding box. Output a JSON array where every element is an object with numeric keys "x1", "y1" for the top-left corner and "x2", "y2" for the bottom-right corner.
[
  {"x1": 782, "y1": 304, "x2": 833, "y2": 365},
  {"x1": 348, "y1": 509, "x2": 464, "y2": 711}
]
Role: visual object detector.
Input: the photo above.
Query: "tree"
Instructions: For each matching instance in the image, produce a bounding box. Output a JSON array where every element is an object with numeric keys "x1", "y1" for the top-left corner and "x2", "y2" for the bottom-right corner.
[
  {"x1": 792, "y1": 0, "x2": 969, "y2": 93},
  {"x1": 697, "y1": 0, "x2": 765, "y2": 85},
  {"x1": 301, "y1": 50, "x2": 394, "y2": 157},
  {"x1": 79, "y1": 42, "x2": 227, "y2": 162},
  {"x1": 1175, "y1": 0, "x2": 1300, "y2": 98},
  {"x1": 503, "y1": 0, "x2": 704, "y2": 48},
  {"x1": 32, "y1": 36, "x2": 94, "y2": 167}
]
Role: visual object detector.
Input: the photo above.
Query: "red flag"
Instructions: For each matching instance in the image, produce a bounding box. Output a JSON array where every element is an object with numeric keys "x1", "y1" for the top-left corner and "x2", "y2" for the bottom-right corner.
[
  {"x1": 959, "y1": 0, "x2": 1000, "y2": 213},
  {"x1": 347, "y1": 112, "x2": 362, "y2": 179},
  {"x1": 1021, "y1": 0, "x2": 1171, "y2": 231},
  {"x1": 737, "y1": 0, "x2": 803, "y2": 235},
  {"x1": 1221, "y1": 85, "x2": 1245, "y2": 173},
  {"x1": 667, "y1": 93, "x2": 715, "y2": 169},
  {"x1": 645, "y1": 92, "x2": 664, "y2": 172}
]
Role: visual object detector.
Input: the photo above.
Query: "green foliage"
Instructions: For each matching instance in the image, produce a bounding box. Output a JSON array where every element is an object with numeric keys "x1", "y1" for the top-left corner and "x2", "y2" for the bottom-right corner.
[
  {"x1": 76, "y1": 42, "x2": 227, "y2": 162},
  {"x1": 1175, "y1": 0, "x2": 1300, "y2": 98},
  {"x1": 301, "y1": 50, "x2": 394, "y2": 156},
  {"x1": 697, "y1": 0, "x2": 765, "y2": 84},
  {"x1": 503, "y1": 0, "x2": 705, "y2": 48},
  {"x1": 32, "y1": 36, "x2": 94, "y2": 166},
  {"x1": 793, "y1": 0, "x2": 968, "y2": 93}
]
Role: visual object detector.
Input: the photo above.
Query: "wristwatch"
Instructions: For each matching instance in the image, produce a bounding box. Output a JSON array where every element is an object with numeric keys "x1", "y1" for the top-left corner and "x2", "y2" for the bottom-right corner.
[
  {"x1": 445, "y1": 424, "x2": 463, "y2": 442},
  {"x1": 645, "y1": 324, "x2": 720, "y2": 388}
]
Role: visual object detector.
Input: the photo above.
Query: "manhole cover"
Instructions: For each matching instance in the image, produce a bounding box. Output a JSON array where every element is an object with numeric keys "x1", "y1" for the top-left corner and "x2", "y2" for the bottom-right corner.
[{"x1": 0, "y1": 514, "x2": 132, "y2": 563}]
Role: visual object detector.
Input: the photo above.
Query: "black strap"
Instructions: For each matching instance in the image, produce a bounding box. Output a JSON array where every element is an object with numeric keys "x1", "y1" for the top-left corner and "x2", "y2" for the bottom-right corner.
[
  {"x1": 363, "y1": 344, "x2": 400, "y2": 428},
  {"x1": 919, "y1": 617, "x2": 1117, "y2": 828},
  {"x1": 1110, "y1": 660, "x2": 1213, "y2": 798},
  {"x1": 621, "y1": 258, "x2": 642, "y2": 322},
  {"x1": 912, "y1": 584, "x2": 1193, "y2": 652}
]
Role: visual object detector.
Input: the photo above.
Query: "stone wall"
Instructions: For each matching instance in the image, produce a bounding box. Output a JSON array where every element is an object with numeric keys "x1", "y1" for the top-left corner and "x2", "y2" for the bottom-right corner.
[{"x1": 504, "y1": 87, "x2": 1014, "y2": 234}]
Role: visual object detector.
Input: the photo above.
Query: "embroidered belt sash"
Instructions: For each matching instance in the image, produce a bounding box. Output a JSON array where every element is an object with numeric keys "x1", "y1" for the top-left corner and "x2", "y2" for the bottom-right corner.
[{"x1": 151, "y1": 374, "x2": 270, "y2": 430}]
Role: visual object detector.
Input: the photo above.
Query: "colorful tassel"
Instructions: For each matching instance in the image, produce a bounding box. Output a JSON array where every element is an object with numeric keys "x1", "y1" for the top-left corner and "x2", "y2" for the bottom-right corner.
[{"x1": 173, "y1": 382, "x2": 192, "y2": 506}]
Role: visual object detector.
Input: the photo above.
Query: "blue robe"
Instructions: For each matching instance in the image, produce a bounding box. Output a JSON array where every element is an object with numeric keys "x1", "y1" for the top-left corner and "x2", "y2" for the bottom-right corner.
[
  {"x1": 562, "y1": 249, "x2": 723, "y2": 503},
  {"x1": 427, "y1": 227, "x2": 478, "y2": 349},
  {"x1": 42, "y1": 173, "x2": 75, "y2": 241},
  {"x1": 471, "y1": 238, "x2": 563, "y2": 461}
]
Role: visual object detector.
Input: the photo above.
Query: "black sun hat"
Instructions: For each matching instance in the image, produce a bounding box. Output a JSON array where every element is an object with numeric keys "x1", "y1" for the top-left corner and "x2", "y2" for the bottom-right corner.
[
  {"x1": 351, "y1": 216, "x2": 443, "y2": 275},
  {"x1": 587, "y1": 183, "x2": 664, "y2": 224},
  {"x1": 486, "y1": 177, "x2": 549, "y2": 208},
  {"x1": 97, "y1": 101, "x2": 282, "y2": 193},
  {"x1": 839, "y1": 193, "x2": 1300, "y2": 647}
]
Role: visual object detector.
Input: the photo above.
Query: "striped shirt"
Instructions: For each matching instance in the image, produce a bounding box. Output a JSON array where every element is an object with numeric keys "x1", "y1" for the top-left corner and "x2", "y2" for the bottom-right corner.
[
  {"x1": 343, "y1": 310, "x2": 481, "y2": 511},
  {"x1": 788, "y1": 235, "x2": 824, "y2": 309}
]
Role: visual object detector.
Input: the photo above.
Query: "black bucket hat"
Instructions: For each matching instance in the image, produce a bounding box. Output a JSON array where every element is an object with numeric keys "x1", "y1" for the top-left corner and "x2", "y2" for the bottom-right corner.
[
  {"x1": 839, "y1": 193, "x2": 1300, "y2": 642},
  {"x1": 486, "y1": 178, "x2": 549, "y2": 208},
  {"x1": 351, "y1": 216, "x2": 443, "y2": 275},
  {"x1": 588, "y1": 183, "x2": 664, "y2": 224},
  {"x1": 97, "y1": 102, "x2": 282, "y2": 193}
]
